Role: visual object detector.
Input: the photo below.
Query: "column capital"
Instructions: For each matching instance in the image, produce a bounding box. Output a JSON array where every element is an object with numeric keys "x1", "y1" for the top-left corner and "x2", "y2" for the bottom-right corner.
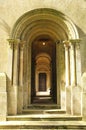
[
  {"x1": 63, "y1": 40, "x2": 70, "y2": 48},
  {"x1": 20, "y1": 41, "x2": 26, "y2": 50},
  {"x1": 7, "y1": 39, "x2": 20, "y2": 49},
  {"x1": 69, "y1": 39, "x2": 81, "y2": 43}
]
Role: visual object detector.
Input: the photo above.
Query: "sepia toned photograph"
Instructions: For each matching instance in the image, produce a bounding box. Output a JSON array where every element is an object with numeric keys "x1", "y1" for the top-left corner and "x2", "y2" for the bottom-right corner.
[{"x1": 0, "y1": 0, "x2": 86, "y2": 129}]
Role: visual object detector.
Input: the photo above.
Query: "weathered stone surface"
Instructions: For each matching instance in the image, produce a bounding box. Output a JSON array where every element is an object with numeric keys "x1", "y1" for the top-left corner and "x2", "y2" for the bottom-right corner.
[
  {"x1": 0, "y1": 73, "x2": 7, "y2": 121},
  {"x1": 0, "y1": 73, "x2": 6, "y2": 91},
  {"x1": 81, "y1": 73, "x2": 86, "y2": 119},
  {"x1": 66, "y1": 87, "x2": 71, "y2": 114},
  {"x1": 0, "y1": 0, "x2": 85, "y2": 123},
  {"x1": 72, "y1": 86, "x2": 82, "y2": 115},
  {"x1": 82, "y1": 92, "x2": 86, "y2": 118},
  {"x1": 7, "y1": 86, "x2": 17, "y2": 115}
]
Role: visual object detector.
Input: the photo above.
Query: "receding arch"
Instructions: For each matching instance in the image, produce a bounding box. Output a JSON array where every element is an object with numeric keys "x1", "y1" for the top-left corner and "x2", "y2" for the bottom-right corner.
[
  {"x1": 7, "y1": 8, "x2": 82, "y2": 115},
  {"x1": 11, "y1": 8, "x2": 79, "y2": 40}
]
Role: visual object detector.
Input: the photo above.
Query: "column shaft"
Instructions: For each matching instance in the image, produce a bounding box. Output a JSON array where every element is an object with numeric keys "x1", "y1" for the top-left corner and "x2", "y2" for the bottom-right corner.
[
  {"x1": 64, "y1": 45, "x2": 70, "y2": 87},
  {"x1": 7, "y1": 39, "x2": 20, "y2": 115},
  {"x1": 70, "y1": 43, "x2": 76, "y2": 86},
  {"x1": 18, "y1": 42, "x2": 25, "y2": 114},
  {"x1": 13, "y1": 44, "x2": 19, "y2": 85},
  {"x1": 19, "y1": 48, "x2": 24, "y2": 86}
]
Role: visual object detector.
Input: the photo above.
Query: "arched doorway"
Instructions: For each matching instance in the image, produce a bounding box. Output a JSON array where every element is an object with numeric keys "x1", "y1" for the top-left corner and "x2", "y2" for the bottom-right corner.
[
  {"x1": 31, "y1": 35, "x2": 57, "y2": 104},
  {"x1": 7, "y1": 8, "x2": 82, "y2": 115}
]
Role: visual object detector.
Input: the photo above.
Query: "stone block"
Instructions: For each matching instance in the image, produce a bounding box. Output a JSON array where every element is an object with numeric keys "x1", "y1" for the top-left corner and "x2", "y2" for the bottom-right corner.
[
  {"x1": 82, "y1": 92, "x2": 86, "y2": 117},
  {"x1": 81, "y1": 72, "x2": 86, "y2": 92},
  {"x1": 0, "y1": 92, "x2": 7, "y2": 120},
  {"x1": 7, "y1": 86, "x2": 17, "y2": 115},
  {"x1": 17, "y1": 86, "x2": 23, "y2": 114},
  {"x1": 0, "y1": 73, "x2": 7, "y2": 121},
  {"x1": 72, "y1": 86, "x2": 82, "y2": 115},
  {"x1": 66, "y1": 87, "x2": 71, "y2": 114},
  {"x1": 61, "y1": 90, "x2": 66, "y2": 110},
  {"x1": 0, "y1": 73, "x2": 6, "y2": 92}
]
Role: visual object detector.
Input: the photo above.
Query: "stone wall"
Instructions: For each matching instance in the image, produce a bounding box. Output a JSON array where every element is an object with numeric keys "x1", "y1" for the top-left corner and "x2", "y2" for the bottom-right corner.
[
  {"x1": 0, "y1": 0, "x2": 86, "y2": 74},
  {"x1": 0, "y1": 73, "x2": 7, "y2": 120},
  {"x1": 0, "y1": 0, "x2": 86, "y2": 118}
]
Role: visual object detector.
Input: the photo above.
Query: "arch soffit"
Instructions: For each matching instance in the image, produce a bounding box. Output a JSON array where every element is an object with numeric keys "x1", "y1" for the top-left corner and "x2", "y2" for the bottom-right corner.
[
  {"x1": 11, "y1": 8, "x2": 79, "y2": 41},
  {"x1": 21, "y1": 20, "x2": 67, "y2": 41}
]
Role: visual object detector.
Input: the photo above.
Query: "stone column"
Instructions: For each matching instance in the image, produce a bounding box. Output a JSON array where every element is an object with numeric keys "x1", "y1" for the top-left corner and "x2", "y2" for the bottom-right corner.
[
  {"x1": 70, "y1": 41, "x2": 76, "y2": 86},
  {"x1": 70, "y1": 39, "x2": 81, "y2": 115},
  {"x1": 64, "y1": 41, "x2": 71, "y2": 114},
  {"x1": 56, "y1": 43, "x2": 61, "y2": 108},
  {"x1": 17, "y1": 41, "x2": 25, "y2": 113},
  {"x1": 7, "y1": 39, "x2": 20, "y2": 115},
  {"x1": 64, "y1": 41, "x2": 70, "y2": 87}
]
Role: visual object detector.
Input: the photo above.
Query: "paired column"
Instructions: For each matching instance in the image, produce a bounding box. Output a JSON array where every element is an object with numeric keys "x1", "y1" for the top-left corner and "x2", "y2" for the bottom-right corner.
[
  {"x1": 7, "y1": 39, "x2": 20, "y2": 115},
  {"x1": 64, "y1": 40, "x2": 77, "y2": 87},
  {"x1": 64, "y1": 39, "x2": 81, "y2": 115},
  {"x1": 70, "y1": 39, "x2": 81, "y2": 115},
  {"x1": 7, "y1": 39, "x2": 25, "y2": 115},
  {"x1": 8, "y1": 39, "x2": 20, "y2": 85}
]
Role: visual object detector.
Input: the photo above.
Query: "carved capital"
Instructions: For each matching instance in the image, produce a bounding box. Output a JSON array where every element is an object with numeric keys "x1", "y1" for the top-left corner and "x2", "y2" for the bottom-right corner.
[
  {"x1": 20, "y1": 41, "x2": 26, "y2": 50},
  {"x1": 63, "y1": 41, "x2": 70, "y2": 49},
  {"x1": 69, "y1": 39, "x2": 81, "y2": 43},
  {"x1": 69, "y1": 39, "x2": 81, "y2": 50},
  {"x1": 7, "y1": 39, "x2": 20, "y2": 49}
]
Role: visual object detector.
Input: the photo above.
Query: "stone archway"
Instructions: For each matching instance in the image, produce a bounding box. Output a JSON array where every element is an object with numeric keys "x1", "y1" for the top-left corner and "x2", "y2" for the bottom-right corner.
[
  {"x1": 7, "y1": 8, "x2": 82, "y2": 115},
  {"x1": 31, "y1": 35, "x2": 57, "y2": 104}
]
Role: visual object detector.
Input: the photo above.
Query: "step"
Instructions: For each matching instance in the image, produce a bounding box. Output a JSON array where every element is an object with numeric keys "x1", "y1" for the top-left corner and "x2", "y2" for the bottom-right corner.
[
  {"x1": 22, "y1": 109, "x2": 66, "y2": 114},
  {"x1": 28, "y1": 104, "x2": 60, "y2": 109},
  {"x1": 0, "y1": 120, "x2": 86, "y2": 129},
  {"x1": 7, "y1": 114, "x2": 82, "y2": 121}
]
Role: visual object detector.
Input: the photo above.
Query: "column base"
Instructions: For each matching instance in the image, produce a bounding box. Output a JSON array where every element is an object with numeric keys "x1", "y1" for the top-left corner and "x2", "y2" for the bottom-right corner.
[
  {"x1": 17, "y1": 86, "x2": 23, "y2": 114},
  {"x1": 82, "y1": 92, "x2": 86, "y2": 119},
  {"x1": 72, "y1": 86, "x2": 82, "y2": 115},
  {"x1": 8, "y1": 85, "x2": 17, "y2": 115},
  {"x1": 66, "y1": 87, "x2": 71, "y2": 114},
  {"x1": 61, "y1": 88, "x2": 66, "y2": 110},
  {"x1": 0, "y1": 92, "x2": 7, "y2": 121}
]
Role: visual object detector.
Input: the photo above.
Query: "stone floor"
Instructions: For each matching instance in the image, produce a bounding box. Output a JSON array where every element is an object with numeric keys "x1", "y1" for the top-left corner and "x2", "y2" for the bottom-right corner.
[
  {"x1": 0, "y1": 120, "x2": 86, "y2": 129},
  {"x1": 0, "y1": 104, "x2": 86, "y2": 129}
]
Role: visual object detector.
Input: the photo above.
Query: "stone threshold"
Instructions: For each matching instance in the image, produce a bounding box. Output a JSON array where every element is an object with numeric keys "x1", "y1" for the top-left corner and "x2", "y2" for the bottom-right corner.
[
  {"x1": 7, "y1": 114, "x2": 82, "y2": 121},
  {"x1": 0, "y1": 121, "x2": 86, "y2": 129},
  {"x1": 22, "y1": 108, "x2": 66, "y2": 114}
]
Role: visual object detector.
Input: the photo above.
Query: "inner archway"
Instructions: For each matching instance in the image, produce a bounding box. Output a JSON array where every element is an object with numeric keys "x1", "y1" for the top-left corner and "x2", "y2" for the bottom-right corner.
[
  {"x1": 31, "y1": 35, "x2": 57, "y2": 104},
  {"x1": 7, "y1": 8, "x2": 81, "y2": 115}
]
